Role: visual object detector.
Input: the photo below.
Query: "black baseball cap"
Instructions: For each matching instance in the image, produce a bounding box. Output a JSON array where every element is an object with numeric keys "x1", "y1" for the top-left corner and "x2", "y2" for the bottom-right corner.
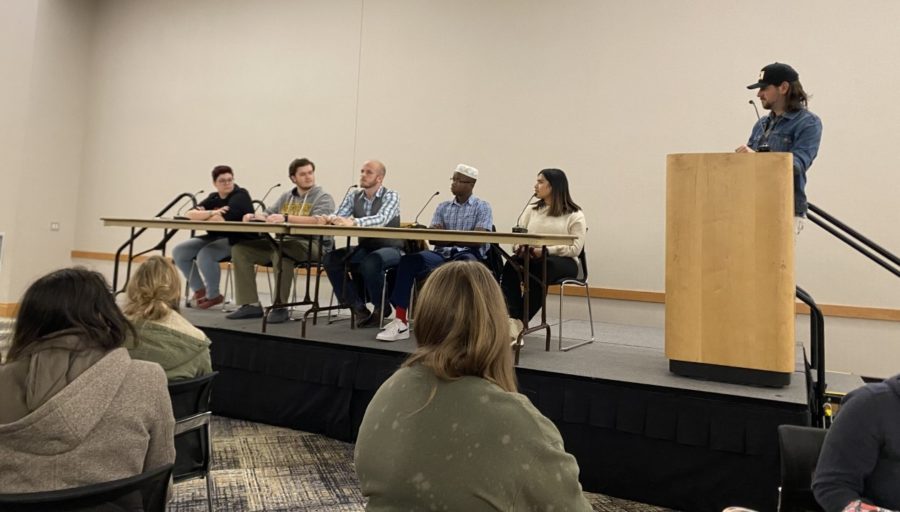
[{"x1": 747, "y1": 62, "x2": 799, "y2": 89}]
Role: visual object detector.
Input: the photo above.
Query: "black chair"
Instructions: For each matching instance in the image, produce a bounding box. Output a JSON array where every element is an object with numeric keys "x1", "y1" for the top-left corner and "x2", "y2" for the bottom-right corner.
[
  {"x1": 168, "y1": 372, "x2": 218, "y2": 511},
  {"x1": 553, "y1": 248, "x2": 595, "y2": 351},
  {"x1": 777, "y1": 424, "x2": 827, "y2": 512},
  {"x1": 0, "y1": 463, "x2": 173, "y2": 512}
]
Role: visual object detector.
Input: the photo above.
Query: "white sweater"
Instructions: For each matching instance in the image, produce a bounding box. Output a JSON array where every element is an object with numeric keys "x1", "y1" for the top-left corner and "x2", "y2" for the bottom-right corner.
[{"x1": 519, "y1": 206, "x2": 587, "y2": 259}]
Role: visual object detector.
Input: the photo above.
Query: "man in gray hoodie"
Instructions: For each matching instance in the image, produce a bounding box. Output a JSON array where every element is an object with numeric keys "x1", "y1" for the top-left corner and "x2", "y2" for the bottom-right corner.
[
  {"x1": 813, "y1": 374, "x2": 900, "y2": 512},
  {"x1": 226, "y1": 158, "x2": 335, "y2": 323}
]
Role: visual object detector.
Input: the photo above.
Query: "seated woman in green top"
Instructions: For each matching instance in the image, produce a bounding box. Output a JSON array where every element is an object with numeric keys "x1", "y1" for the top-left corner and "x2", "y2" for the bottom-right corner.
[
  {"x1": 123, "y1": 255, "x2": 212, "y2": 380},
  {"x1": 354, "y1": 261, "x2": 591, "y2": 511}
]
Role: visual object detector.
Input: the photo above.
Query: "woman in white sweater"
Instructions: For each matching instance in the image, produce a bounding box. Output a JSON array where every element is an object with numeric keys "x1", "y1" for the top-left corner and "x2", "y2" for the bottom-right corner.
[{"x1": 501, "y1": 168, "x2": 586, "y2": 338}]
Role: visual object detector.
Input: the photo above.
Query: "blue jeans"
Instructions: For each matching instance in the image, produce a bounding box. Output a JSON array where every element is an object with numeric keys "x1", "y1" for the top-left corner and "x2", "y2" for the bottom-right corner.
[
  {"x1": 172, "y1": 236, "x2": 231, "y2": 297},
  {"x1": 389, "y1": 250, "x2": 478, "y2": 309},
  {"x1": 324, "y1": 246, "x2": 402, "y2": 310}
]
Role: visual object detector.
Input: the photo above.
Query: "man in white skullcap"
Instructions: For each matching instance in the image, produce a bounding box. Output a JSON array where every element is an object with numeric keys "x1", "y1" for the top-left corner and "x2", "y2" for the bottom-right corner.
[{"x1": 376, "y1": 164, "x2": 494, "y2": 341}]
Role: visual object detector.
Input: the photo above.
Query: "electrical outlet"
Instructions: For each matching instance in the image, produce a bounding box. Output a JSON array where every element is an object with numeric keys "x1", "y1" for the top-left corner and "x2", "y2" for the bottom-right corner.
[{"x1": 50, "y1": 222, "x2": 60, "y2": 231}]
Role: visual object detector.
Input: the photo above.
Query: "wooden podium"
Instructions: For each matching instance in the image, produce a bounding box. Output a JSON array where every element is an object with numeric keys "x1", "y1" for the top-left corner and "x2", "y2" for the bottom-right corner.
[{"x1": 665, "y1": 153, "x2": 795, "y2": 386}]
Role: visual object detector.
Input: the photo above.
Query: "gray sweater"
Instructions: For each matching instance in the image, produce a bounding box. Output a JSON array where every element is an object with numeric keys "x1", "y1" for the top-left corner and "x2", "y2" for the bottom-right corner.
[
  {"x1": 0, "y1": 345, "x2": 175, "y2": 492},
  {"x1": 267, "y1": 185, "x2": 335, "y2": 249},
  {"x1": 355, "y1": 365, "x2": 591, "y2": 511}
]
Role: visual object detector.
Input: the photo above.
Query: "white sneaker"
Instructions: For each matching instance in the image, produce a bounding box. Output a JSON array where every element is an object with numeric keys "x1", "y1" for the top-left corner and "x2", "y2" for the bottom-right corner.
[{"x1": 376, "y1": 319, "x2": 410, "y2": 342}]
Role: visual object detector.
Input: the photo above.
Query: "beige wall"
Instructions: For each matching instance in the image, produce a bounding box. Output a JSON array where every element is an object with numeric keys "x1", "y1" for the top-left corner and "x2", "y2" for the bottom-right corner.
[
  {"x1": 3, "y1": 0, "x2": 899, "y2": 374},
  {"x1": 0, "y1": 0, "x2": 94, "y2": 303}
]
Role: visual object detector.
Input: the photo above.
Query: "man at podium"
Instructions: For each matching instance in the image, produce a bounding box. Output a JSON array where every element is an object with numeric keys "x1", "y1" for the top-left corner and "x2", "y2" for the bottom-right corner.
[{"x1": 735, "y1": 62, "x2": 823, "y2": 233}]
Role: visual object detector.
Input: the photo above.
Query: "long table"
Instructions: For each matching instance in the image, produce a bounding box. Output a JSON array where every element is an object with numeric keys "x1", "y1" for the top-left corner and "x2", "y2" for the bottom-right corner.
[{"x1": 102, "y1": 217, "x2": 577, "y2": 361}]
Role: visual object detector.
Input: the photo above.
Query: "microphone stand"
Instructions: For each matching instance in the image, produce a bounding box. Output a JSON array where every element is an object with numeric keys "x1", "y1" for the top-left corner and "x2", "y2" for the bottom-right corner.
[
  {"x1": 748, "y1": 100, "x2": 771, "y2": 152},
  {"x1": 411, "y1": 191, "x2": 440, "y2": 228},
  {"x1": 257, "y1": 183, "x2": 282, "y2": 212},
  {"x1": 512, "y1": 194, "x2": 535, "y2": 233}
]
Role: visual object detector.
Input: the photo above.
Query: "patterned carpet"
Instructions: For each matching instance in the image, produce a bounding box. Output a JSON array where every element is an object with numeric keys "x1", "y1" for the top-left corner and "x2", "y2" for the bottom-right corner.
[{"x1": 171, "y1": 416, "x2": 673, "y2": 511}]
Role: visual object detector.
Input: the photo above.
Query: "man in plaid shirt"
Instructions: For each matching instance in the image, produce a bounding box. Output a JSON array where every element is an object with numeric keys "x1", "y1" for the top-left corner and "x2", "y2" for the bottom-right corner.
[
  {"x1": 376, "y1": 164, "x2": 493, "y2": 342},
  {"x1": 322, "y1": 160, "x2": 405, "y2": 328}
]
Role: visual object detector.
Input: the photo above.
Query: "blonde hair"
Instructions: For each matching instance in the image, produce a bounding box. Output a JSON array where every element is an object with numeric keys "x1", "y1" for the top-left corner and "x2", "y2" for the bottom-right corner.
[
  {"x1": 123, "y1": 255, "x2": 181, "y2": 321},
  {"x1": 403, "y1": 261, "x2": 517, "y2": 393}
]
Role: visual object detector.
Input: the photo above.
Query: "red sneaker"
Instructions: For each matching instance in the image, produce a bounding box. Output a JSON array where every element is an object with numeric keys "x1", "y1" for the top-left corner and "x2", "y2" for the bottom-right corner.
[
  {"x1": 192, "y1": 288, "x2": 207, "y2": 302},
  {"x1": 197, "y1": 294, "x2": 224, "y2": 309}
]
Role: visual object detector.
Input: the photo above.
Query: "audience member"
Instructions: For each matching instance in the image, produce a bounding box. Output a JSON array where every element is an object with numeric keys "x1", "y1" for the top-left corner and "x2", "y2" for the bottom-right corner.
[
  {"x1": 321, "y1": 160, "x2": 404, "y2": 327},
  {"x1": 355, "y1": 261, "x2": 591, "y2": 510},
  {"x1": 377, "y1": 163, "x2": 493, "y2": 341},
  {"x1": 813, "y1": 373, "x2": 900, "y2": 512},
  {"x1": 501, "y1": 168, "x2": 586, "y2": 341},
  {"x1": 226, "y1": 157, "x2": 335, "y2": 323},
  {"x1": 0, "y1": 268, "x2": 175, "y2": 492},
  {"x1": 172, "y1": 165, "x2": 253, "y2": 309},
  {"x1": 123, "y1": 255, "x2": 213, "y2": 380}
]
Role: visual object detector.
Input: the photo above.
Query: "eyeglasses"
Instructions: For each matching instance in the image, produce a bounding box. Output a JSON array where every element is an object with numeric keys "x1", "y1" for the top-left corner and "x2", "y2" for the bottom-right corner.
[
  {"x1": 215, "y1": 177, "x2": 234, "y2": 184},
  {"x1": 450, "y1": 177, "x2": 476, "y2": 185}
]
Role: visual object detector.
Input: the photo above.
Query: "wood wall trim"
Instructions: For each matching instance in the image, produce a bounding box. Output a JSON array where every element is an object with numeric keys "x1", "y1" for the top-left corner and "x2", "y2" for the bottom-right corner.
[
  {"x1": 0, "y1": 303, "x2": 19, "y2": 318},
  {"x1": 72, "y1": 250, "x2": 899, "y2": 323},
  {"x1": 71, "y1": 250, "x2": 151, "y2": 263}
]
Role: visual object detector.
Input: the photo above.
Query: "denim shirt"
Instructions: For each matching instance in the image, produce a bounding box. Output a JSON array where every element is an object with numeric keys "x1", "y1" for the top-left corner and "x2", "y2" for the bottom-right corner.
[{"x1": 747, "y1": 108, "x2": 823, "y2": 216}]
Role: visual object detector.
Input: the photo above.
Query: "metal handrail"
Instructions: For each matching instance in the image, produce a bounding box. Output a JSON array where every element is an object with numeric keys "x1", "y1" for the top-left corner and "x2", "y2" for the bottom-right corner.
[
  {"x1": 796, "y1": 285, "x2": 825, "y2": 427},
  {"x1": 111, "y1": 192, "x2": 198, "y2": 293},
  {"x1": 807, "y1": 203, "x2": 900, "y2": 278}
]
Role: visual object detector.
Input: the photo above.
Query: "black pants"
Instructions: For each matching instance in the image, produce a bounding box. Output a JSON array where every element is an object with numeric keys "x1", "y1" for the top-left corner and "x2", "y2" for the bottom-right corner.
[{"x1": 501, "y1": 255, "x2": 578, "y2": 322}]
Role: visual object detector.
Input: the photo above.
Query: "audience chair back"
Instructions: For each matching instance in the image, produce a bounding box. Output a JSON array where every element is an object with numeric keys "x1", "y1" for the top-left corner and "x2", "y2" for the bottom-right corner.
[
  {"x1": 777, "y1": 424, "x2": 827, "y2": 512},
  {"x1": 168, "y1": 371, "x2": 218, "y2": 511},
  {"x1": 168, "y1": 371, "x2": 218, "y2": 419},
  {"x1": 553, "y1": 247, "x2": 595, "y2": 352},
  {"x1": 0, "y1": 463, "x2": 173, "y2": 512}
]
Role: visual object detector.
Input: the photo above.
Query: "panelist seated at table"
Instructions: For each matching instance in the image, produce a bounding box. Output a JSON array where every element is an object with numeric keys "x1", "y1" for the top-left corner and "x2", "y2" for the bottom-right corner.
[
  {"x1": 500, "y1": 168, "x2": 586, "y2": 341},
  {"x1": 172, "y1": 165, "x2": 254, "y2": 309},
  {"x1": 319, "y1": 160, "x2": 405, "y2": 328},
  {"x1": 376, "y1": 163, "x2": 493, "y2": 342},
  {"x1": 226, "y1": 158, "x2": 336, "y2": 324}
]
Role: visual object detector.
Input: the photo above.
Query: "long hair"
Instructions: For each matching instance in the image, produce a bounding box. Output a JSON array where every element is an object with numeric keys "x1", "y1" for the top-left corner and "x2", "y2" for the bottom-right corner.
[
  {"x1": 532, "y1": 168, "x2": 581, "y2": 217},
  {"x1": 785, "y1": 80, "x2": 809, "y2": 112},
  {"x1": 123, "y1": 255, "x2": 181, "y2": 321},
  {"x1": 8, "y1": 267, "x2": 134, "y2": 361},
  {"x1": 403, "y1": 261, "x2": 517, "y2": 393}
]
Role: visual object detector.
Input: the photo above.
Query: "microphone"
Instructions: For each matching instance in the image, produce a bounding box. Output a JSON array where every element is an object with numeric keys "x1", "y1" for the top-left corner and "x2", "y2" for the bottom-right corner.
[
  {"x1": 257, "y1": 183, "x2": 282, "y2": 210},
  {"x1": 174, "y1": 190, "x2": 205, "y2": 218},
  {"x1": 748, "y1": 100, "x2": 771, "y2": 152},
  {"x1": 512, "y1": 194, "x2": 536, "y2": 233},
  {"x1": 749, "y1": 99, "x2": 761, "y2": 121},
  {"x1": 411, "y1": 191, "x2": 440, "y2": 228}
]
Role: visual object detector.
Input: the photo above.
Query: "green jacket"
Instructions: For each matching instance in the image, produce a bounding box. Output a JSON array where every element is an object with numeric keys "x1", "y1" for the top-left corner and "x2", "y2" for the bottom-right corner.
[
  {"x1": 126, "y1": 320, "x2": 212, "y2": 381},
  {"x1": 355, "y1": 364, "x2": 591, "y2": 511}
]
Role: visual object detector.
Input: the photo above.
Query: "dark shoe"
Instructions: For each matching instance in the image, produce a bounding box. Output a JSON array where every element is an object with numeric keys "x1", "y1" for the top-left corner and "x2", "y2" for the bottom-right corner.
[
  {"x1": 267, "y1": 308, "x2": 291, "y2": 324},
  {"x1": 197, "y1": 294, "x2": 224, "y2": 309},
  {"x1": 357, "y1": 313, "x2": 382, "y2": 328},
  {"x1": 226, "y1": 304, "x2": 264, "y2": 319},
  {"x1": 380, "y1": 304, "x2": 393, "y2": 319}
]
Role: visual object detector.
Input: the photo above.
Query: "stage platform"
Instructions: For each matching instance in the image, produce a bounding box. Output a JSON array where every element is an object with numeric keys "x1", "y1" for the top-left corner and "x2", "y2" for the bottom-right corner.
[{"x1": 185, "y1": 306, "x2": 812, "y2": 512}]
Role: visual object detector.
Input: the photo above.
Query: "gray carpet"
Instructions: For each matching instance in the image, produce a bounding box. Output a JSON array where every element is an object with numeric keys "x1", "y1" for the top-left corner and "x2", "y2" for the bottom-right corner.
[{"x1": 171, "y1": 416, "x2": 673, "y2": 511}]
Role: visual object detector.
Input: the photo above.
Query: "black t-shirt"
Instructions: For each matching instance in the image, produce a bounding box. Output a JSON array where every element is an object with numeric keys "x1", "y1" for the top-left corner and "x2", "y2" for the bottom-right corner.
[{"x1": 197, "y1": 185, "x2": 254, "y2": 242}]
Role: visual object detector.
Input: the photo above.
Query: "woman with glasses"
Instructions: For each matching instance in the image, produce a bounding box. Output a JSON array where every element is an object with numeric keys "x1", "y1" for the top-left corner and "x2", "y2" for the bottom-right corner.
[{"x1": 172, "y1": 165, "x2": 253, "y2": 309}]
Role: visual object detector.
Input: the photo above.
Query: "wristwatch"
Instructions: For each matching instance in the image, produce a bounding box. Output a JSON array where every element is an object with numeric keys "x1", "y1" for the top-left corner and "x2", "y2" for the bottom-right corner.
[{"x1": 283, "y1": 213, "x2": 289, "y2": 223}]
